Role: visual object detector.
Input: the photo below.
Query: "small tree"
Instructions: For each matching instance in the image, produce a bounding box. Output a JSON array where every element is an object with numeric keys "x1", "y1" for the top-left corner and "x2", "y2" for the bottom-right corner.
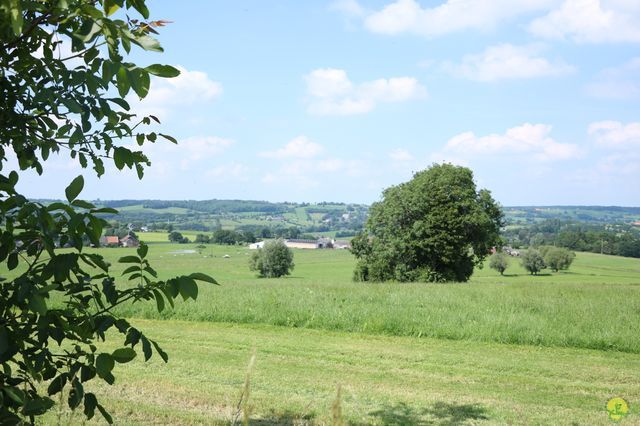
[
  {"x1": 489, "y1": 252, "x2": 510, "y2": 275},
  {"x1": 168, "y1": 231, "x2": 184, "y2": 243},
  {"x1": 543, "y1": 247, "x2": 575, "y2": 272},
  {"x1": 249, "y1": 239, "x2": 294, "y2": 278},
  {"x1": 521, "y1": 249, "x2": 546, "y2": 275}
]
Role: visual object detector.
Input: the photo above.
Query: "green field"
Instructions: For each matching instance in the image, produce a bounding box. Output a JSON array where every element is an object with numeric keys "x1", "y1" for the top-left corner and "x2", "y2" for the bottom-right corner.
[{"x1": 4, "y1": 246, "x2": 640, "y2": 424}]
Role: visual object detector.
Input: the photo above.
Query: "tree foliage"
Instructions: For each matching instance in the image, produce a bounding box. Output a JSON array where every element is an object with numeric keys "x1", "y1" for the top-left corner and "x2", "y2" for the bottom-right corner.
[
  {"x1": 249, "y1": 239, "x2": 295, "y2": 278},
  {"x1": 0, "y1": 0, "x2": 216, "y2": 423},
  {"x1": 540, "y1": 246, "x2": 575, "y2": 272},
  {"x1": 351, "y1": 164, "x2": 503, "y2": 283},
  {"x1": 521, "y1": 249, "x2": 546, "y2": 275},
  {"x1": 489, "y1": 251, "x2": 510, "y2": 275}
]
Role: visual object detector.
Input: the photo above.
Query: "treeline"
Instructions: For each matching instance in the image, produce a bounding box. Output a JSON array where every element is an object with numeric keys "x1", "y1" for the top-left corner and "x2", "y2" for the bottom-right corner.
[
  {"x1": 503, "y1": 220, "x2": 640, "y2": 258},
  {"x1": 99, "y1": 199, "x2": 291, "y2": 214}
]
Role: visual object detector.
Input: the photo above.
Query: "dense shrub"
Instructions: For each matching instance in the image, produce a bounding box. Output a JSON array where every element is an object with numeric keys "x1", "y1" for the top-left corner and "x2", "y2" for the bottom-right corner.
[{"x1": 249, "y1": 239, "x2": 295, "y2": 278}]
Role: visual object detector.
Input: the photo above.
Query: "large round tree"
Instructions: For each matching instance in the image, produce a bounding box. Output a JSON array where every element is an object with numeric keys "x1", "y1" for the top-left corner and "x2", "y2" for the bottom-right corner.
[{"x1": 352, "y1": 164, "x2": 503, "y2": 283}]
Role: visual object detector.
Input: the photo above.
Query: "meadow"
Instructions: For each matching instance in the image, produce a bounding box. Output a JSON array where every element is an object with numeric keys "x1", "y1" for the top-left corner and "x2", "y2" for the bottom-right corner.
[{"x1": 4, "y1": 242, "x2": 640, "y2": 424}]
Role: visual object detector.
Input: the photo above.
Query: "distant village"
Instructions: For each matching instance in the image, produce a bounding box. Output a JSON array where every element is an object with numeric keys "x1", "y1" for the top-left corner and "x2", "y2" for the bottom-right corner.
[{"x1": 249, "y1": 238, "x2": 351, "y2": 250}]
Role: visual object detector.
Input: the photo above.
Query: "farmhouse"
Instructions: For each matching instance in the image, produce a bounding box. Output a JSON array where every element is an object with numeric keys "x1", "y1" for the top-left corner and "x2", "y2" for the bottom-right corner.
[
  {"x1": 249, "y1": 241, "x2": 265, "y2": 250},
  {"x1": 120, "y1": 234, "x2": 140, "y2": 248},
  {"x1": 249, "y1": 238, "x2": 352, "y2": 250},
  {"x1": 333, "y1": 239, "x2": 351, "y2": 249},
  {"x1": 284, "y1": 239, "x2": 318, "y2": 249},
  {"x1": 100, "y1": 236, "x2": 120, "y2": 247}
]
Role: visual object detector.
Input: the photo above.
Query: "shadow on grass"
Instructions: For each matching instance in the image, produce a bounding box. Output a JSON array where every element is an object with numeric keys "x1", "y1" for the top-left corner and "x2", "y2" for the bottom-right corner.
[
  {"x1": 369, "y1": 401, "x2": 489, "y2": 425},
  {"x1": 248, "y1": 409, "x2": 315, "y2": 425}
]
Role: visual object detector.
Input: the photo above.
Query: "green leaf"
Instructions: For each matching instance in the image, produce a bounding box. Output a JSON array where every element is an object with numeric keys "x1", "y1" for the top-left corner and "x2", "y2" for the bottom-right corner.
[
  {"x1": 23, "y1": 396, "x2": 55, "y2": 416},
  {"x1": 116, "y1": 66, "x2": 130, "y2": 97},
  {"x1": 113, "y1": 147, "x2": 129, "y2": 170},
  {"x1": 112, "y1": 347, "x2": 136, "y2": 363},
  {"x1": 177, "y1": 276, "x2": 198, "y2": 301},
  {"x1": 118, "y1": 255, "x2": 140, "y2": 264},
  {"x1": 145, "y1": 64, "x2": 180, "y2": 78},
  {"x1": 68, "y1": 380, "x2": 84, "y2": 409},
  {"x1": 7, "y1": 252, "x2": 18, "y2": 270},
  {"x1": 71, "y1": 199, "x2": 95, "y2": 210},
  {"x1": 188, "y1": 272, "x2": 219, "y2": 285},
  {"x1": 80, "y1": 366, "x2": 96, "y2": 382},
  {"x1": 103, "y1": 0, "x2": 120, "y2": 16},
  {"x1": 29, "y1": 294, "x2": 47, "y2": 315},
  {"x1": 47, "y1": 374, "x2": 67, "y2": 395},
  {"x1": 3, "y1": 387, "x2": 25, "y2": 404},
  {"x1": 137, "y1": 243, "x2": 148, "y2": 258},
  {"x1": 152, "y1": 289, "x2": 164, "y2": 312},
  {"x1": 84, "y1": 393, "x2": 97, "y2": 420},
  {"x1": 133, "y1": 35, "x2": 162, "y2": 52},
  {"x1": 91, "y1": 207, "x2": 119, "y2": 214},
  {"x1": 159, "y1": 133, "x2": 178, "y2": 144},
  {"x1": 121, "y1": 265, "x2": 140, "y2": 275},
  {"x1": 151, "y1": 340, "x2": 168, "y2": 362},
  {"x1": 65, "y1": 175, "x2": 84, "y2": 202},
  {"x1": 129, "y1": 0, "x2": 149, "y2": 18},
  {"x1": 107, "y1": 97, "x2": 130, "y2": 111},
  {"x1": 141, "y1": 336, "x2": 152, "y2": 361},
  {"x1": 97, "y1": 402, "x2": 114, "y2": 424},
  {"x1": 129, "y1": 68, "x2": 150, "y2": 98},
  {"x1": 62, "y1": 98, "x2": 83, "y2": 114},
  {"x1": 95, "y1": 353, "x2": 114, "y2": 379}
]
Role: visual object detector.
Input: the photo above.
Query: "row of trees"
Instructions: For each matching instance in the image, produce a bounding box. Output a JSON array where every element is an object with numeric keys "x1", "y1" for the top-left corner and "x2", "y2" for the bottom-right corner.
[
  {"x1": 503, "y1": 220, "x2": 640, "y2": 258},
  {"x1": 489, "y1": 246, "x2": 576, "y2": 275}
]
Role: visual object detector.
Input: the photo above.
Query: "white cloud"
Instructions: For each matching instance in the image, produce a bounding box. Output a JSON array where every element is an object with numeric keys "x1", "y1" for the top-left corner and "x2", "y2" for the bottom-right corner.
[
  {"x1": 444, "y1": 123, "x2": 581, "y2": 161},
  {"x1": 131, "y1": 66, "x2": 222, "y2": 119},
  {"x1": 585, "y1": 58, "x2": 640, "y2": 99},
  {"x1": 260, "y1": 136, "x2": 324, "y2": 159},
  {"x1": 330, "y1": 0, "x2": 366, "y2": 17},
  {"x1": 389, "y1": 148, "x2": 414, "y2": 161},
  {"x1": 588, "y1": 121, "x2": 640, "y2": 148},
  {"x1": 305, "y1": 68, "x2": 426, "y2": 115},
  {"x1": 361, "y1": 0, "x2": 554, "y2": 37},
  {"x1": 205, "y1": 162, "x2": 250, "y2": 180},
  {"x1": 177, "y1": 136, "x2": 235, "y2": 159},
  {"x1": 529, "y1": 0, "x2": 640, "y2": 43},
  {"x1": 446, "y1": 43, "x2": 574, "y2": 81},
  {"x1": 142, "y1": 135, "x2": 234, "y2": 173}
]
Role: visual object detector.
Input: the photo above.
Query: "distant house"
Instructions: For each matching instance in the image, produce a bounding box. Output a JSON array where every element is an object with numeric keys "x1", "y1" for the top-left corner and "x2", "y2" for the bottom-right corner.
[
  {"x1": 100, "y1": 236, "x2": 120, "y2": 247},
  {"x1": 249, "y1": 241, "x2": 265, "y2": 250},
  {"x1": 317, "y1": 237, "x2": 333, "y2": 249},
  {"x1": 332, "y1": 239, "x2": 351, "y2": 250},
  {"x1": 284, "y1": 239, "x2": 318, "y2": 249},
  {"x1": 120, "y1": 234, "x2": 139, "y2": 248}
]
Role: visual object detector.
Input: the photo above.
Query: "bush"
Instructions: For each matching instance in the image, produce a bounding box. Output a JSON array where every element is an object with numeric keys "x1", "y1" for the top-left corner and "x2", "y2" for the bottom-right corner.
[
  {"x1": 249, "y1": 239, "x2": 295, "y2": 278},
  {"x1": 489, "y1": 252, "x2": 510, "y2": 275},
  {"x1": 521, "y1": 249, "x2": 546, "y2": 275},
  {"x1": 541, "y1": 246, "x2": 575, "y2": 272}
]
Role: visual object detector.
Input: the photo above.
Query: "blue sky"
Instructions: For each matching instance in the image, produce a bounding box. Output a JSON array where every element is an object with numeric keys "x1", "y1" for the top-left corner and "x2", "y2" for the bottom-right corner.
[{"x1": 16, "y1": 0, "x2": 640, "y2": 205}]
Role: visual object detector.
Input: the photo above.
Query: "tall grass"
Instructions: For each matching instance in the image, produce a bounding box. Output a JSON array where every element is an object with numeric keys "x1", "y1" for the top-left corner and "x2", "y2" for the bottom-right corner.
[{"x1": 108, "y1": 247, "x2": 640, "y2": 353}]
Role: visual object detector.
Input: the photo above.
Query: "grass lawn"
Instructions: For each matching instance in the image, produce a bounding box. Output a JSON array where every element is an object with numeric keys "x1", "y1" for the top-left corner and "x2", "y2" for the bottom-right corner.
[
  {"x1": 45, "y1": 320, "x2": 639, "y2": 425},
  {"x1": 105, "y1": 247, "x2": 640, "y2": 353},
  {"x1": 3, "y1": 245, "x2": 640, "y2": 424}
]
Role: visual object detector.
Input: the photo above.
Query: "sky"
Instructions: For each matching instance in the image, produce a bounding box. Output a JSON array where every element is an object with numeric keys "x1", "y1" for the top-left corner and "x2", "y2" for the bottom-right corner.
[{"x1": 14, "y1": 0, "x2": 640, "y2": 205}]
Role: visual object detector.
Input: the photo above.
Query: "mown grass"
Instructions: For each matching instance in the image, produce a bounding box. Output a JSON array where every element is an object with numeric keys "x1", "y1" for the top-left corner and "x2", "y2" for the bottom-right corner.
[
  {"x1": 38, "y1": 244, "x2": 639, "y2": 353},
  {"x1": 42, "y1": 320, "x2": 640, "y2": 425}
]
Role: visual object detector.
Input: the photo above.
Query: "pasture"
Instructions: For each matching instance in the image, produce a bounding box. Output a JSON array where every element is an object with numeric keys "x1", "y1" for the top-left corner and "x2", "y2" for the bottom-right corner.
[{"x1": 4, "y1": 244, "x2": 640, "y2": 424}]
